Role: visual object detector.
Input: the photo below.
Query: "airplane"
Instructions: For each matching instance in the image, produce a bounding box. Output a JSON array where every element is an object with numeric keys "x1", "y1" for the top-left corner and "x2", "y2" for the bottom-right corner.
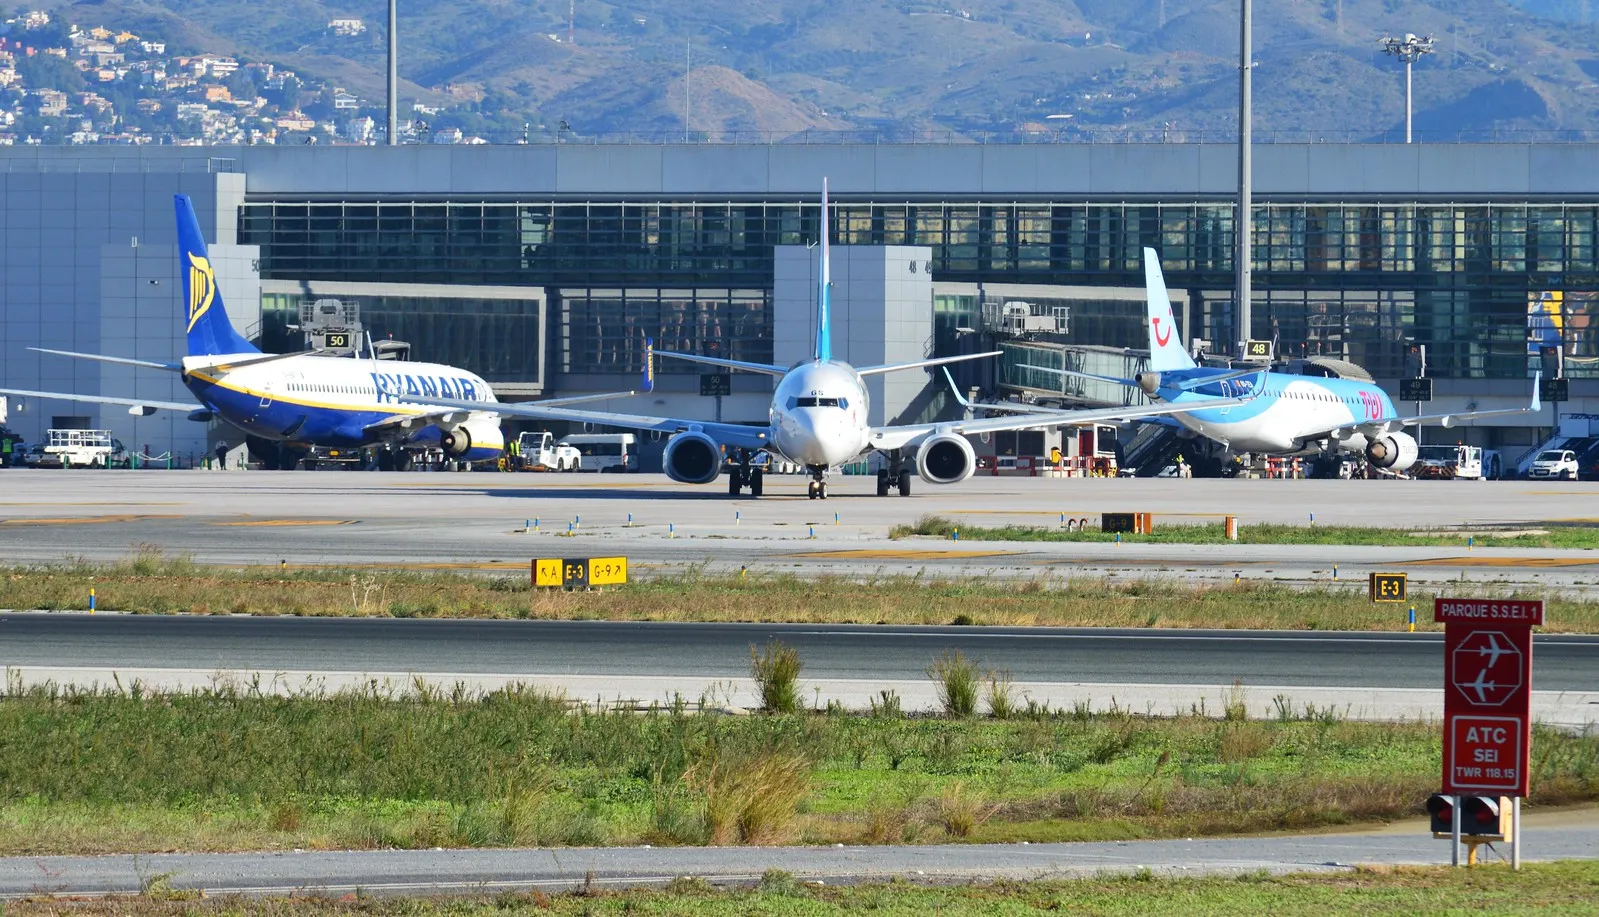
[
  {"x1": 1011, "y1": 247, "x2": 1540, "y2": 476},
  {"x1": 408, "y1": 182, "x2": 1257, "y2": 498},
  {"x1": 0, "y1": 195, "x2": 643, "y2": 470},
  {"x1": 1475, "y1": 632, "x2": 1512, "y2": 670},
  {"x1": 1460, "y1": 668, "x2": 1501, "y2": 705}
]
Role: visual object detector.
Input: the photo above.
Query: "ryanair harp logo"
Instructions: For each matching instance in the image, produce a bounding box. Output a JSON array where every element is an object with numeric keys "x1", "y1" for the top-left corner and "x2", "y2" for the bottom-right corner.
[{"x1": 186, "y1": 252, "x2": 216, "y2": 333}]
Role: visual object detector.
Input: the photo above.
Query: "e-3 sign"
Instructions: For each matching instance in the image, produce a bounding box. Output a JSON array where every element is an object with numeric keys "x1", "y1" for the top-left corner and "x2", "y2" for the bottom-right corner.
[{"x1": 1368, "y1": 572, "x2": 1407, "y2": 603}]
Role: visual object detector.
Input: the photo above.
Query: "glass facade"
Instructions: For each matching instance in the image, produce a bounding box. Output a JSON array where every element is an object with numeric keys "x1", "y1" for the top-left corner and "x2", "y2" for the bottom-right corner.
[
  {"x1": 259, "y1": 291, "x2": 542, "y2": 384},
  {"x1": 241, "y1": 200, "x2": 1599, "y2": 381}
]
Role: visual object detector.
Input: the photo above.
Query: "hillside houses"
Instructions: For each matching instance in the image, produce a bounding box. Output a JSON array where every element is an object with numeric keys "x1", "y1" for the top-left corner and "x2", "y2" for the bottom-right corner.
[{"x1": 0, "y1": 8, "x2": 483, "y2": 145}]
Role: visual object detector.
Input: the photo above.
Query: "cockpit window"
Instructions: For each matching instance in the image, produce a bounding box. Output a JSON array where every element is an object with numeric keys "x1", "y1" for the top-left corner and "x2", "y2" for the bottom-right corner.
[{"x1": 793, "y1": 396, "x2": 844, "y2": 408}]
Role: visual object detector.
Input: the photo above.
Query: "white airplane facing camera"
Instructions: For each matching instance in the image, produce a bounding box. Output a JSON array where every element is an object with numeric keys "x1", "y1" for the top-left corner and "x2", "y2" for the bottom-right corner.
[
  {"x1": 414, "y1": 183, "x2": 1256, "y2": 497},
  {"x1": 1013, "y1": 247, "x2": 1540, "y2": 475}
]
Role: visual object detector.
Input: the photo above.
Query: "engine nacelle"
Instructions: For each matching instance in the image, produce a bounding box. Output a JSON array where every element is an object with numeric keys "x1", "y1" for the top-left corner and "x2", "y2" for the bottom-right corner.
[
  {"x1": 663, "y1": 431, "x2": 723, "y2": 485},
  {"x1": 916, "y1": 433, "x2": 977, "y2": 485},
  {"x1": 1135, "y1": 372, "x2": 1162, "y2": 395},
  {"x1": 439, "y1": 420, "x2": 503, "y2": 458},
  {"x1": 1365, "y1": 431, "x2": 1418, "y2": 471}
]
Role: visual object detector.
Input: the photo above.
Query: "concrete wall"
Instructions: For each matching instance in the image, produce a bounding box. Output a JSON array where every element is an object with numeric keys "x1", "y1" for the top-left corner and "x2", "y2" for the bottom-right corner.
[
  {"x1": 775, "y1": 245, "x2": 933, "y2": 426},
  {"x1": 0, "y1": 168, "x2": 258, "y2": 455},
  {"x1": 4, "y1": 144, "x2": 1598, "y2": 200}
]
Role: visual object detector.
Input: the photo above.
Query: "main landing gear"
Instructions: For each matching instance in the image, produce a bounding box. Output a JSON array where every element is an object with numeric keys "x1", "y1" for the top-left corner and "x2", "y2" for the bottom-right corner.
[
  {"x1": 726, "y1": 451, "x2": 765, "y2": 496},
  {"x1": 806, "y1": 465, "x2": 828, "y2": 500},
  {"x1": 874, "y1": 451, "x2": 913, "y2": 496}
]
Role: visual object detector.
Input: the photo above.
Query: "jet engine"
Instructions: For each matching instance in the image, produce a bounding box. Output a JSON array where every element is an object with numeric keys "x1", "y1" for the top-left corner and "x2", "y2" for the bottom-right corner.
[
  {"x1": 1365, "y1": 431, "x2": 1418, "y2": 471},
  {"x1": 439, "y1": 420, "x2": 503, "y2": 458},
  {"x1": 1135, "y1": 372, "x2": 1161, "y2": 395},
  {"x1": 916, "y1": 433, "x2": 977, "y2": 485},
  {"x1": 663, "y1": 431, "x2": 723, "y2": 485}
]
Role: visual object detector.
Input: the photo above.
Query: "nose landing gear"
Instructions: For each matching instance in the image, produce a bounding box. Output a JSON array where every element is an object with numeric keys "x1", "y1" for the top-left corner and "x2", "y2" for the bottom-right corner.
[{"x1": 806, "y1": 465, "x2": 828, "y2": 500}]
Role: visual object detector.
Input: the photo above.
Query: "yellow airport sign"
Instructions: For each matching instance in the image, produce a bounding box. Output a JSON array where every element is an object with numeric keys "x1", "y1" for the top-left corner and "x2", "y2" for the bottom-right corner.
[
  {"x1": 532, "y1": 556, "x2": 627, "y2": 589},
  {"x1": 1369, "y1": 572, "x2": 1407, "y2": 603}
]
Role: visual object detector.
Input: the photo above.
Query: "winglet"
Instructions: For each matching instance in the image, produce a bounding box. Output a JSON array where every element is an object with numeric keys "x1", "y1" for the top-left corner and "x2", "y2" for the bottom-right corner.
[
  {"x1": 643, "y1": 337, "x2": 655, "y2": 393},
  {"x1": 942, "y1": 367, "x2": 972, "y2": 410},
  {"x1": 1532, "y1": 371, "x2": 1542, "y2": 412},
  {"x1": 815, "y1": 177, "x2": 832, "y2": 362}
]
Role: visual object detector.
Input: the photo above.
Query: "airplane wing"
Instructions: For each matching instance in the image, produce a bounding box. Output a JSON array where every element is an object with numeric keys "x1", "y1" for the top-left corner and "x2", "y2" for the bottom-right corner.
[
  {"x1": 0, "y1": 387, "x2": 198, "y2": 413},
  {"x1": 868, "y1": 395, "x2": 1258, "y2": 452},
  {"x1": 399, "y1": 395, "x2": 773, "y2": 450},
  {"x1": 855, "y1": 351, "x2": 1002, "y2": 376}
]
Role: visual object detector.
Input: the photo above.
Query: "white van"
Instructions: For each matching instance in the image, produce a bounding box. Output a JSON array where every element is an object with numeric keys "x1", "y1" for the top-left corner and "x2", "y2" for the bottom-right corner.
[{"x1": 557, "y1": 433, "x2": 638, "y2": 473}]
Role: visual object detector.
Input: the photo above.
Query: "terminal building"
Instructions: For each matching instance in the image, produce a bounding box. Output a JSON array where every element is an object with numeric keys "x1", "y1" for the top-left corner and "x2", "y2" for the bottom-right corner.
[{"x1": 1, "y1": 143, "x2": 1595, "y2": 469}]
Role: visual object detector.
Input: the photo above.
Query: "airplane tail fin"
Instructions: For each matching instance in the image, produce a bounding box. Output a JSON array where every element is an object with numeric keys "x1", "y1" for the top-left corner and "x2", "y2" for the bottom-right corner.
[
  {"x1": 1143, "y1": 247, "x2": 1195, "y2": 372},
  {"x1": 176, "y1": 194, "x2": 260, "y2": 358},
  {"x1": 815, "y1": 178, "x2": 832, "y2": 362}
]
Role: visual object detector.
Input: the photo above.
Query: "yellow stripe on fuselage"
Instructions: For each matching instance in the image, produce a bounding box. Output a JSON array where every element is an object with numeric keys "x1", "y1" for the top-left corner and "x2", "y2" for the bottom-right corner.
[{"x1": 185, "y1": 369, "x2": 496, "y2": 417}]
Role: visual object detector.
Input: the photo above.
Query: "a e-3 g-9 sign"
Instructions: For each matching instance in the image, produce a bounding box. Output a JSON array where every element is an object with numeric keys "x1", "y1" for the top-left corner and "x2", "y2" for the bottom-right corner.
[{"x1": 532, "y1": 556, "x2": 628, "y2": 589}]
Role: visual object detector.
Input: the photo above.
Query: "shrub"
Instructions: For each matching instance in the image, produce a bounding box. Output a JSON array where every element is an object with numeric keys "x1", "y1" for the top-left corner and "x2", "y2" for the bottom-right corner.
[
  {"x1": 750, "y1": 640, "x2": 804, "y2": 714},
  {"x1": 985, "y1": 671, "x2": 1018, "y2": 719},
  {"x1": 935, "y1": 782, "x2": 993, "y2": 838},
  {"x1": 691, "y1": 751, "x2": 810, "y2": 845},
  {"x1": 869, "y1": 689, "x2": 902, "y2": 718},
  {"x1": 927, "y1": 650, "x2": 980, "y2": 717}
]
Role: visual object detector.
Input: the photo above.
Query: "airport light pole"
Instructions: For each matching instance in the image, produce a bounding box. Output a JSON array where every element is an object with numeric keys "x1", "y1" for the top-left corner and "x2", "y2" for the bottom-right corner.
[
  {"x1": 1380, "y1": 33, "x2": 1434, "y2": 143},
  {"x1": 1237, "y1": 0, "x2": 1253, "y2": 350},
  {"x1": 387, "y1": 0, "x2": 398, "y2": 146}
]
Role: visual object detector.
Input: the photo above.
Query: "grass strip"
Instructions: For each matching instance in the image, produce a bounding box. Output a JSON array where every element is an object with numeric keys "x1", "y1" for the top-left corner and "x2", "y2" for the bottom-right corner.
[
  {"x1": 0, "y1": 683, "x2": 1595, "y2": 855},
  {"x1": 4, "y1": 551, "x2": 1594, "y2": 632},
  {"x1": 8, "y1": 862, "x2": 1599, "y2": 916},
  {"x1": 890, "y1": 514, "x2": 1599, "y2": 548}
]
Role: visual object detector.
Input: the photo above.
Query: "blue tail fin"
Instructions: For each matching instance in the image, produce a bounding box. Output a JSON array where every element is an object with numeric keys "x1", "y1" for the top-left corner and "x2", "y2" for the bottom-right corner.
[
  {"x1": 176, "y1": 195, "x2": 259, "y2": 357},
  {"x1": 815, "y1": 178, "x2": 832, "y2": 362}
]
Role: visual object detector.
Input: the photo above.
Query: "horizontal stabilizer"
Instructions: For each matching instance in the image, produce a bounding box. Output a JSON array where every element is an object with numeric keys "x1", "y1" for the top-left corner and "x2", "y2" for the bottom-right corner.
[
  {"x1": 653, "y1": 349, "x2": 789, "y2": 377},
  {"x1": 856, "y1": 351, "x2": 1001, "y2": 377},
  {"x1": 31, "y1": 347, "x2": 180, "y2": 372}
]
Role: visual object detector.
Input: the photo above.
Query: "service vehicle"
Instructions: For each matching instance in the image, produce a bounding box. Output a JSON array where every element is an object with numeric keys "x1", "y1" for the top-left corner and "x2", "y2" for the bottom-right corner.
[
  {"x1": 558, "y1": 433, "x2": 638, "y2": 473},
  {"x1": 515, "y1": 431, "x2": 581, "y2": 471},
  {"x1": 1412, "y1": 444, "x2": 1486, "y2": 480},
  {"x1": 1527, "y1": 449, "x2": 1579, "y2": 480},
  {"x1": 42, "y1": 429, "x2": 127, "y2": 467}
]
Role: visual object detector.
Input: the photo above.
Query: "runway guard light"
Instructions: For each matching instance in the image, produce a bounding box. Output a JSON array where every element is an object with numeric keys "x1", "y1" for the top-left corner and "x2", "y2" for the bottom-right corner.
[{"x1": 1426, "y1": 793, "x2": 1453, "y2": 834}]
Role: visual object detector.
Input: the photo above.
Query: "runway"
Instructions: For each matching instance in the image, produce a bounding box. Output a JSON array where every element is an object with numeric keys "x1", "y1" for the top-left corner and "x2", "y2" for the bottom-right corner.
[
  {"x1": 2, "y1": 819, "x2": 1595, "y2": 898},
  {"x1": 6, "y1": 614, "x2": 1596, "y2": 726},
  {"x1": 3, "y1": 471, "x2": 1599, "y2": 590}
]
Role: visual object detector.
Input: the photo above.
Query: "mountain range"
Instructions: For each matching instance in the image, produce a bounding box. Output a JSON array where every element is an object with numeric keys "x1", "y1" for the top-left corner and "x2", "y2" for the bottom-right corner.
[{"x1": 21, "y1": 0, "x2": 1599, "y2": 140}]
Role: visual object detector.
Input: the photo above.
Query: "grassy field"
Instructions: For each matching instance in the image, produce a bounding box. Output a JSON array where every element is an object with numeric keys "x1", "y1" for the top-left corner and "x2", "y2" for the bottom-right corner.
[
  {"x1": 0, "y1": 683, "x2": 1595, "y2": 856},
  {"x1": 890, "y1": 515, "x2": 1599, "y2": 549},
  {"x1": 7, "y1": 862, "x2": 1599, "y2": 916},
  {"x1": 4, "y1": 551, "x2": 1594, "y2": 632}
]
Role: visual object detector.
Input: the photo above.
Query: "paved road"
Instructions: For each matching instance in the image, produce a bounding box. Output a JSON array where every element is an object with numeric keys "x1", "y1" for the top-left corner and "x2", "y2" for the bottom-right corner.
[
  {"x1": 2, "y1": 824, "x2": 1595, "y2": 898},
  {"x1": 5, "y1": 614, "x2": 1597, "y2": 727},
  {"x1": 3, "y1": 472, "x2": 1598, "y2": 590},
  {"x1": 5, "y1": 613, "x2": 1597, "y2": 690}
]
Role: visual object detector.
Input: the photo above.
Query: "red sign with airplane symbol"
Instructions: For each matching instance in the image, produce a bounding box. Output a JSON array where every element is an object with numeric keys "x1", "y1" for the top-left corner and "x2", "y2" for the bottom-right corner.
[{"x1": 1436, "y1": 600, "x2": 1541, "y2": 797}]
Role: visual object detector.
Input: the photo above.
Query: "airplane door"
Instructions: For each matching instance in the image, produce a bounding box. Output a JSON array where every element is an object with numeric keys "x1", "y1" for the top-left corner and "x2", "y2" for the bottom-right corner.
[{"x1": 259, "y1": 381, "x2": 274, "y2": 409}]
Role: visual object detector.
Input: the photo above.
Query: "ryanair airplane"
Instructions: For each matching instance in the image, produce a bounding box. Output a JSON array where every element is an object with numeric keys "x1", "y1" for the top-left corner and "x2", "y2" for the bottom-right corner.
[{"x1": 0, "y1": 195, "x2": 641, "y2": 469}]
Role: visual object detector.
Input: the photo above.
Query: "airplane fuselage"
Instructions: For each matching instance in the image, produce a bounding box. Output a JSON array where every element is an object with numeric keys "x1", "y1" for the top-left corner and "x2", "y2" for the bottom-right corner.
[
  {"x1": 181, "y1": 353, "x2": 502, "y2": 460},
  {"x1": 768, "y1": 360, "x2": 872, "y2": 468},
  {"x1": 1157, "y1": 370, "x2": 1398, "y2": 455}
]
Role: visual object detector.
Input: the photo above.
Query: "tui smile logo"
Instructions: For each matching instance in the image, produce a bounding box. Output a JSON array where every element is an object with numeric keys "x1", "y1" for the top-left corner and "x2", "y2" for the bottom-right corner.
[{"x1": 1151, "y1": 316, "x2": 1173, "y2": 347}]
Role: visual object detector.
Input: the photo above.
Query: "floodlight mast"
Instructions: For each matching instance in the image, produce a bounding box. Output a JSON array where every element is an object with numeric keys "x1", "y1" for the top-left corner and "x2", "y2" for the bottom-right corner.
[{"x1": 1380, "y1": 33, "x2": 1435, "y2": 143}]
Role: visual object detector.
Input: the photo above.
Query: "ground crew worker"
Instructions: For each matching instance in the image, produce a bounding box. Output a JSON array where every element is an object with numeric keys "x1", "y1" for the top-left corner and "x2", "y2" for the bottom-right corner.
[
  {"x1": 1049, "y1": 445, "x2": 1062, "y2": 467},
  {"x1": 1175, "y1": 452, "x2": 1190, "y2": 478},
  {"x1": 1, "y1": 436, "x2": 11, "y2": 468},
  {"x1": 214, "y1": 440, "x2": 229, "y2": 470}
]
